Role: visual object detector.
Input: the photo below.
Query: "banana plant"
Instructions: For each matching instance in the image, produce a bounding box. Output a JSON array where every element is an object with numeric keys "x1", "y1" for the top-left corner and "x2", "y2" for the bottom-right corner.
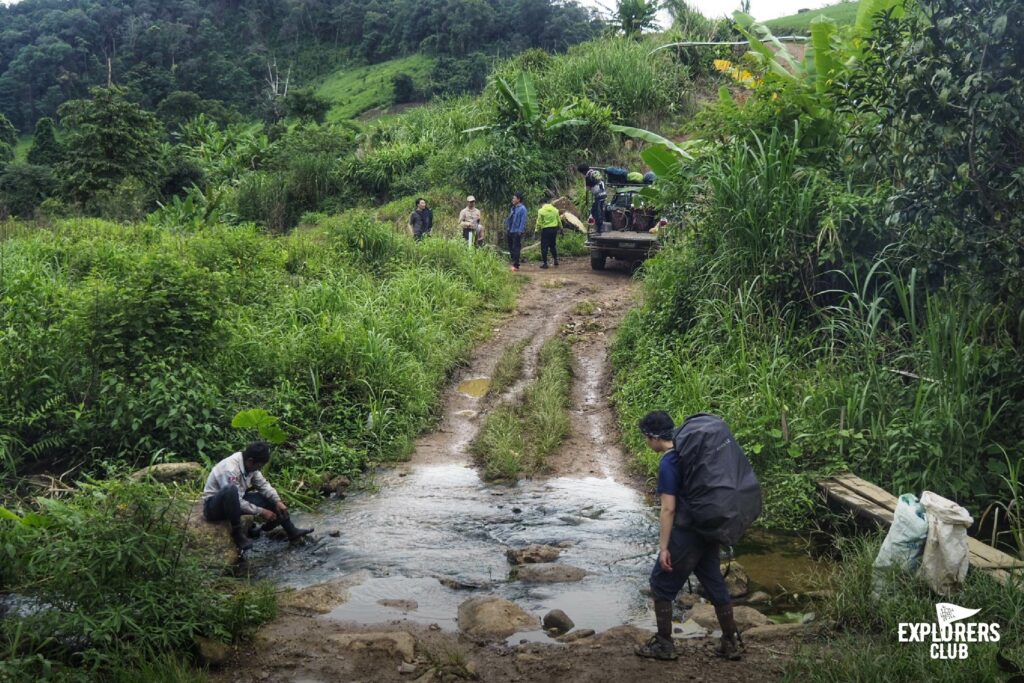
[{"x1": 464, "y1": 71, "x2": 587, "y2": 137}]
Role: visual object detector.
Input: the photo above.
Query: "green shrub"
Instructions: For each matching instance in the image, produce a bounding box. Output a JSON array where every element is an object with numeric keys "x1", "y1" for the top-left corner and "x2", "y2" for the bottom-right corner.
[
  {"x1": 784, "y1": 534, "x2": 1024, "y2": 682},
  {"x1": 0, "y1": 480, "x2": 275, "y2": 675}
]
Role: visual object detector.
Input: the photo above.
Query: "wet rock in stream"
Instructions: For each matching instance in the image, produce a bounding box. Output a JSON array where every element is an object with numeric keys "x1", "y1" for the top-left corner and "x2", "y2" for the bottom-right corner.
[
  {"x1": 687, "y1": 604, "x2": 770, "y2": 631},
  {"x1": 542, "y1": 609, "x2": 575, "y2": 634},
  {"x1": 514, "y1": 563, "x2": 589, "y2": 583},
  {"x1": 457, "y1": 597, "x2": 540, "y2": 639},
  {"x1": 506, "y1": 544, "x2": 561, "y2": 565}
]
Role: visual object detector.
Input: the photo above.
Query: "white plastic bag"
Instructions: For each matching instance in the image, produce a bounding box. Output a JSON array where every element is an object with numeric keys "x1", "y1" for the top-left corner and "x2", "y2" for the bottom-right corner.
[
  {"x1": 874, "y1": 493, "x2": 929, "y2": 571},
  {"x1": 917, "y1": 491, "x2": 974, "y2": 595}
]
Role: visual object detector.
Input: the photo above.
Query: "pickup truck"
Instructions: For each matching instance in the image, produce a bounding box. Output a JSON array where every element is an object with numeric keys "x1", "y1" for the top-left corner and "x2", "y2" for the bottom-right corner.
[{"x1": 586, "y1": 183, "x2": 664, "y2": 270}]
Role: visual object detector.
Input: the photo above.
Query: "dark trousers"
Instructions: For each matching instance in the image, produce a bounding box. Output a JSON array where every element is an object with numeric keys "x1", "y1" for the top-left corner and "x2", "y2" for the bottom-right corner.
[
  {"x1": 590, "y1": 197, "x2": 606, "y2": 228},
  {"x1": 462, "y1": 227, "x2": 478, "y2": 245},
  {"x1": 650, "y1": 527, "x2": 732, "y2": 605},
  {"x1": 203, "y1": 485, "x2": 274, "y2": 528},
  {"x1": 413, "y1": 226, "x2": 430, "y2": 241},
  {"x1": 507, "y1": 232, "x2": 523, "y2": 267},
  {"x1": 540, "y1": 228, "x2": 558, "y2": 264}
]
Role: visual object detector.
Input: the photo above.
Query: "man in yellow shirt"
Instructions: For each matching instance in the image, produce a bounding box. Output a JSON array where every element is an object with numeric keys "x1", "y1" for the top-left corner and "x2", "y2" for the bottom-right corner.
[{"x1": 536, "y1": 200, "x2": 561, "y2": 268}]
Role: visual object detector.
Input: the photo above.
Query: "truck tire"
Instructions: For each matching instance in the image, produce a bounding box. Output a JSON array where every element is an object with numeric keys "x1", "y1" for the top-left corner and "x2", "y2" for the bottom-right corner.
[{"x1": 590, "y1": 251, "x2": 606, "y2": 271}]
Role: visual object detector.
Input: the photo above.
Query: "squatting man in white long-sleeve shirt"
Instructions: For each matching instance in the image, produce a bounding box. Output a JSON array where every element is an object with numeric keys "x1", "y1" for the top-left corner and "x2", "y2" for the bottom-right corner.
[{"x1": 202, "y1": 441, "x2": 313, "y2": 551}]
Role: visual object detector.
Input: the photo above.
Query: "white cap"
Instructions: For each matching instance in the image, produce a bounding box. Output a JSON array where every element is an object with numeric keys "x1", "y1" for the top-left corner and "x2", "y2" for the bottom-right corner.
[{"x1": 466, "y1": 195, "x2": 476, "y2": 202}]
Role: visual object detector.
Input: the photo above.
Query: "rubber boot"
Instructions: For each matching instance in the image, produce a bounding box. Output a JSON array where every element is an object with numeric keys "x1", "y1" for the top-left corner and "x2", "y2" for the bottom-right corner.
[
  {"x1": 279, "y1": 516, "x2": 313, "y2": 543},
  {"x1": 714, "y1": 604, "x2": 742, "y2": 660},
  {"x1": 230, "y1": 524, "x2": 253, "y2": 551},
  {"x1": 635, "y1": 601, "x2": 677, "y2": 660}
]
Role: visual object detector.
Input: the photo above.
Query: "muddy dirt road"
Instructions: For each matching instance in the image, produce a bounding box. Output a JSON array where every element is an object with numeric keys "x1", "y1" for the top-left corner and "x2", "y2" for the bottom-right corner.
[{"x1": 216, "y1": 258, "x2": 799, "y2": 683}]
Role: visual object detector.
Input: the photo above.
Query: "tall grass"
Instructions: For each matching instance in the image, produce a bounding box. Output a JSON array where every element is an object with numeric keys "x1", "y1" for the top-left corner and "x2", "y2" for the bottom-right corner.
[
  {"x1": 612, "y1": 127, "x2": 1022, "y2": 527},
  {"x1": 0, "y1": 213, "x2": 514, "y2": 492},
  {"x1": 784, "y1": 534, "x2": 1024, "y2": 682},
  {"x1": 490, "y1": 339, "x2": 529, "y2": 396},
  {"x1": 492, "y1": 38, "x2": 691, "y2": 126},
  {"x1": 473, "y1": 337, "x2": 573, "y2": 480}
]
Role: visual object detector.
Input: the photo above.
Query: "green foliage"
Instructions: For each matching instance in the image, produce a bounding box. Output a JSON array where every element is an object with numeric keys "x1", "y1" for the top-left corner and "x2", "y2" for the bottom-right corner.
[
  {"x1": 0, "y1": 113, "x2": 16, "y2": 150},
  {"x1": 391, "y1": 73, "x2": 418, "y2": 105},
  {"x1": 57, "y1": 87, "x2": 162, "y2": 210},
  {"x1": 26, "y1": 117, "x2": 62, "y2": 167},
  {"x1": 472, "y1": 336, "x2": 572, "y2": 480},
  {"x1": 317, "y1": 56, "x2": 436, "y2": 122},
  {"x1": 492, "y1": 38, "x2": 689, "y2": 126},
  {"x1": 616, "y1": 0, "x2": 660, "y2": 37},
  {"x1": 0, "y1": 479, "x2": 275, "y2": 675},
  {"x1": 0, "y1": 0, "x2": 600, "y2": 131},
  {"x1": 763, "y1": 1, "x2": 860, "y2": 34},
  {"x1": 0, "y1": 164, "x2": 56, "y2": 217},
  {"x1": 784, "y1": 534, "x2": 1024, "y2": 682},
  {"x1": 231, "y1": 409, "x2": 287, "y2": 445},
  {"x1": 845, "y1": 0, "x2": 1024, "y2": 308},
  {"x1": 284, "y1": 88, "x2": 332, "y2": 124},
  {"x1": 612, "y1": 1, "x2": 1024, "y2": 530},
  {"x1": 0, "y1": 215, "x2": 514, "y2": 483}
]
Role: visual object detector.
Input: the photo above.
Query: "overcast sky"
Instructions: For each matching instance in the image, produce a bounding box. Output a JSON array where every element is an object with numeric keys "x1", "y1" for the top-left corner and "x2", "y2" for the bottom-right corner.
[{"x1": 0, "y1": 0, "x2": 836, "y2": 22}]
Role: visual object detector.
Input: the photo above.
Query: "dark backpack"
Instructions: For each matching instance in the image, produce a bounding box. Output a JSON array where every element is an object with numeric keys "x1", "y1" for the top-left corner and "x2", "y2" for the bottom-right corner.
[{"x1": 672, "y1": 414, "x2": 762, "y2": 545}]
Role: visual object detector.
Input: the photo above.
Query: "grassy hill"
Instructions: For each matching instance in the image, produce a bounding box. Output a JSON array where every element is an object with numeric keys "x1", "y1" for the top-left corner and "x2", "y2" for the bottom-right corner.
[
  {"x1": 317, "y1": 55, "x2": 435, "y2": 122},
  {"x1": 763, "y1": 1, "x2": 859, "y2": 34}
]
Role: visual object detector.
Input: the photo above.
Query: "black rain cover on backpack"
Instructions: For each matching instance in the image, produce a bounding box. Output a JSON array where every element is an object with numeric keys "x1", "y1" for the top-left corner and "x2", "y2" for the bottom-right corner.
[{"x1": 672, "y1": 414, "x2": 762, "y2": 545}]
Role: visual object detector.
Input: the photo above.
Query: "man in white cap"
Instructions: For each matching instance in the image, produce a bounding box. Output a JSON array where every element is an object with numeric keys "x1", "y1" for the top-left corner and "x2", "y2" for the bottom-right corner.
[{"x1": 459, "y1": 195, "x2": 482, "y2": 246}]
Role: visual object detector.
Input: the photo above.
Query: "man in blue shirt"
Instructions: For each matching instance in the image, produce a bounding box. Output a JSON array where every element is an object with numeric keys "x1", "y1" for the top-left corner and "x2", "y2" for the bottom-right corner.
[
  {"x1": 634, "y1": 411, "x2": 741, "y2": 662},
  {"x1": 504, "y1": 192, "x2": 527, "y2": 272}
]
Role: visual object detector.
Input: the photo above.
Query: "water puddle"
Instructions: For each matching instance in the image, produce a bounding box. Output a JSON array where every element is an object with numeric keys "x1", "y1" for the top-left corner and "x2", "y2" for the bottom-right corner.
[
  {"x1": 456, "y1": 377, "x2": 491, "y2": 398},
  {"x1": 248, "y1": 464, "x2": 826, "y2": 638}
]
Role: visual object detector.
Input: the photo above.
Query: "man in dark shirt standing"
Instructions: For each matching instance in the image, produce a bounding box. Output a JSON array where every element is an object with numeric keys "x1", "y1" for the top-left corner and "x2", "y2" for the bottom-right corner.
[
  {"x1": 410, "y1": 197, "x2": 433, "y2": 241},
  {"x1": 634, "y1": 411, "x2": 742, "y2": 662},
  {"x1": 577, "y1": 164, "x2": 607, "y2": 229}
]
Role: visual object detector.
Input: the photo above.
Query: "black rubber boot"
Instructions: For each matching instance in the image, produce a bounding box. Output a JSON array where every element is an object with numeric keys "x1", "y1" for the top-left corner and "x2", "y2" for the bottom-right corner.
[
  {"x1": 280, "y1": 516, "x2": 313, "y2": 543},
  {"x1": 230, "y1": 524, "x2": 253, "y2": 551},
  {"x1": 714, "y1": 604, "x2": 742, "y2": 661},
  {"x1": 635, "y1": 601, "x2": 677, "y2": 660}
]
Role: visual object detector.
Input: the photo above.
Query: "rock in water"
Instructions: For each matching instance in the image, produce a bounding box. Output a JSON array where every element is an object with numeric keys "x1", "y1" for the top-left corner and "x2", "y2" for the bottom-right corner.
[
  {"x1": 745, "y1": 591, "x2": 771, "y2": 604},
  {"x1": 515, "y1": 563, "x2": 588, "y2": 584},
  {"x1": 557, "y1": 628, "x2": 595, "y2": 643},
  {"x1": 277, "y1": 579, "x2": 352, "y2": 614},
  {"x1": 132, "y1": 462, "x2": 204, "y2": 484},
  {"x1": 506, "y1": 544, "x2": 561, "y2": 565},
  {"x1": 542, "y1": 609, "x2": 575, "y2": 635},
  {"x1": 378, "y1": 598, "x2": 419, "y2": 612},
  {"x1": 457, "y1": 597, "x2": 540, "y2": 639},
  {"x1": 696, "y1": 561, "x2": 750, "y2": 599}
]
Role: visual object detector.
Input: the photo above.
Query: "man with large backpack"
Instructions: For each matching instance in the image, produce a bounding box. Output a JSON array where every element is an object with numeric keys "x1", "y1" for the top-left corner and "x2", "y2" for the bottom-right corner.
[
  {"x1": 576, "y1": 164, "x2": 607, "y2": 229},
  {"x1": 634, "y1": 411, "x2": 762, "y2": 662}
]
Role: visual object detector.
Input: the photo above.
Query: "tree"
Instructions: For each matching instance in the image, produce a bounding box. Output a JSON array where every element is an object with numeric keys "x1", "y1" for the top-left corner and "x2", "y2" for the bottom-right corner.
[
  {"x1": 0, "y1": 113, "x2": 16, "y2": 149},
  {"x1": 27, "y1": 117, "x2": 63, "y2": 166},
  {"x1": 0, "y1": 163, "x2": 56, "y2": 217},
  {"x1": 57, "y1": 86, "x2": 162, "y2": 206},
  {"x1": 617, "y1": 0, "x2": 660, "y2": 38},
  {"x1": 391, "y1": 73, "x2": 417, "y2": 104},
  {"x1": 284, "y1": 88, "x2": 331, "y2": 124}
]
